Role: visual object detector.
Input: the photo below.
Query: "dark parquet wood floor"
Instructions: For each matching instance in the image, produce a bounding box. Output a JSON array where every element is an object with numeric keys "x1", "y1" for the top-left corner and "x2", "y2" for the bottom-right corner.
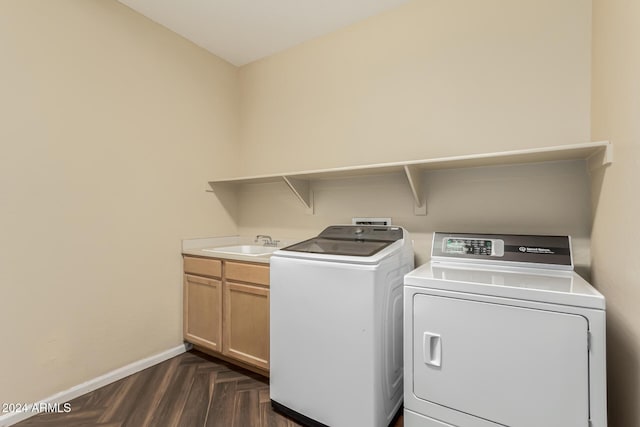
[{"x1": 15, "y1": 350, "x2": 404, "y2": 427}]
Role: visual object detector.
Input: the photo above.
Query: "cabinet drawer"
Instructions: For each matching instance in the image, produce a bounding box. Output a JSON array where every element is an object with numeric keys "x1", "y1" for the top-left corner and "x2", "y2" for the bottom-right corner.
[
  {"x1": 226, "y1": 261, "x2": 269, "y2": 286},
  {"x1": 184, "y1": 256, "x2": 222, "y2": 278}
]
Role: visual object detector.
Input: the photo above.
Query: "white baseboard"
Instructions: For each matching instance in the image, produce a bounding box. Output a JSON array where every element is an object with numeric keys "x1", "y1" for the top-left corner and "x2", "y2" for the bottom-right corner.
[{"x1": 0, "y1": 343, "x2": 191, "y2": 427}]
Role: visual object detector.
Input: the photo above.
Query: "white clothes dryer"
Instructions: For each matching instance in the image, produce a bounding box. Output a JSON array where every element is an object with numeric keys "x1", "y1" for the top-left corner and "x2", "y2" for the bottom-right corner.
[{"x1": 404, "y1": 232, "x2": 606, "y2": 427}]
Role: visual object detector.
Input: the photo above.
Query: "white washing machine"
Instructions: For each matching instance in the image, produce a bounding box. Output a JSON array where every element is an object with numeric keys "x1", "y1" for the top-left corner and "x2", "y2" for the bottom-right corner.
[
  {"x1": 404, "y1": 232, "x2": 607, "y2": 427},
  {"x1": 270, "y1": 225, "x2": 414, "y2": 427}
]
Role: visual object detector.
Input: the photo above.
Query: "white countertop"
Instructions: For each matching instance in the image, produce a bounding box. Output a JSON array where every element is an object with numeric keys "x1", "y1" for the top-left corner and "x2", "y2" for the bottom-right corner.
[{"x1": 182, "y1": 235, "x2": 302, "y2": 264}]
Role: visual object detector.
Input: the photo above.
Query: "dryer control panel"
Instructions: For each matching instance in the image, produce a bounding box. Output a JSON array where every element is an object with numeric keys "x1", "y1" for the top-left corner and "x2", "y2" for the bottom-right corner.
[{"x1": 432, "y1": 232, "x2": 573, "y2": 269}]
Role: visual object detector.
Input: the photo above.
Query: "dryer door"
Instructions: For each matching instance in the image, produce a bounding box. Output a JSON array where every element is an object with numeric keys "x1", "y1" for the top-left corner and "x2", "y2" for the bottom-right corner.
[{"x1": 412, "y1": 294, "x2": 589, "y2": 427}]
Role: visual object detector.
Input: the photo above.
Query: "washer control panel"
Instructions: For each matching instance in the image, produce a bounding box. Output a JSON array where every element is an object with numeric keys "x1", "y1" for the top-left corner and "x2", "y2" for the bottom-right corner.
[{"x1": 319, "y1": 225, "x2": 402, "y2": 242}]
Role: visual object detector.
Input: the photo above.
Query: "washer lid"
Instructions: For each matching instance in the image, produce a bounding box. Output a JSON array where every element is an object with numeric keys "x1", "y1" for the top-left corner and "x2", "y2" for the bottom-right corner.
[{"x1": 281, "y1": 225, "x2": 403, "y2": 257}]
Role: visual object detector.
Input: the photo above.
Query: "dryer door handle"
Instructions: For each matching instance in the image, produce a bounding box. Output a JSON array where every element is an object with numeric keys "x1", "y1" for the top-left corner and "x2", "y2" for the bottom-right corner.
[{"x1": 423, "y1": 332, "x2": 442, "y2": 367}]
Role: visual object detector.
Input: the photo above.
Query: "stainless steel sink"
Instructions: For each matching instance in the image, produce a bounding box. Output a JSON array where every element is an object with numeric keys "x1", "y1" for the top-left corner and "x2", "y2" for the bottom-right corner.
[{"x1": 202, "y1": 245, "x2": 278, "y2": 256}]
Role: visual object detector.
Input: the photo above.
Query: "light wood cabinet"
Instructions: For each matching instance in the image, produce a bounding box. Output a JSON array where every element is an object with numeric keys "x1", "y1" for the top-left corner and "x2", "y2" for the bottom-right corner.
[
  {"x1": 183, "y1": 255, "x2": 270, "y2": 373},
  {"x1": 184, "y1": 256, "x2": 222, "y2": 277},
  {"x1": 225, "y1": 261, "x2": 270, "y2": 286},
  {"x1": 223, "y1": 281, "x2": 269, "y2": 370},
  {"x1": 183, "y1": 274, "x2": 222, "y2": 351}
]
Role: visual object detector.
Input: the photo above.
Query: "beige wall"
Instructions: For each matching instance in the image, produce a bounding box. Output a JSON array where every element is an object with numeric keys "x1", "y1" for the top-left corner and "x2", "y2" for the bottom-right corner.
[
  {"x1": 235, "y1": 0, "x2": 595, "y2": 289},
  {"x1": 238, "y1": 0, "x2": 592, "y2": 176},
  {"x1": 0, "y1": 1, "x2": 238, "y2": 404},
  {"x1": 236, "y1": 160, "x2": 593, "y2": 273},
  {"x1": 591, "y1": 1, "x2": 640, "y2": 425},
  {"x1": 237, "y1": 160, "x2": 591, "y2": 278}
]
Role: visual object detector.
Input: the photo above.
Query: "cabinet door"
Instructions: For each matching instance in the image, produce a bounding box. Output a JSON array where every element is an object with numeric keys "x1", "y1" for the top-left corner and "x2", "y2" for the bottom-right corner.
[
  {"x1": 184, "y1": 274, "x2": 222, "y2": 351},
  {"x1": 223, "y1": 281, "x2": 269, "y2": 370}
]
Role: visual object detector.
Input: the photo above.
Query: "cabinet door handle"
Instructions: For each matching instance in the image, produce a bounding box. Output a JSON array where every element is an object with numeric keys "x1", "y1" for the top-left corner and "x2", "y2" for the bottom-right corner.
[{"x1": 423, "y1": 332, "x2": 442, "y2": 367}]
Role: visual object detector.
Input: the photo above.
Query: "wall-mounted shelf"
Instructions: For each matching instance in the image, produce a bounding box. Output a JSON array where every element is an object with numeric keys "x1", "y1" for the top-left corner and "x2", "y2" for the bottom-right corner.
[{"x1": 208, "y1": 141, "x2": 612, "y2": 215}]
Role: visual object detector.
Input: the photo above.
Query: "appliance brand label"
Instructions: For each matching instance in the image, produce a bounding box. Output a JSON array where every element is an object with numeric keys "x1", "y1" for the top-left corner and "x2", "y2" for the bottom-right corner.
[
  {"x1": 518, "y1": 246, "x2": 554, "y2": 254},
  {"x1": 507, "y1": 245, "x2": 570, "y2": 255}
]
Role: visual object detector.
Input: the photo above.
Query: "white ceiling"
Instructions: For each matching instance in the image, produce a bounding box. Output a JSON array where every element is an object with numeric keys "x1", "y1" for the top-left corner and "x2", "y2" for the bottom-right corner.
[{"x1": 118, "y1": 0, "x2": 412, "y2": 66}]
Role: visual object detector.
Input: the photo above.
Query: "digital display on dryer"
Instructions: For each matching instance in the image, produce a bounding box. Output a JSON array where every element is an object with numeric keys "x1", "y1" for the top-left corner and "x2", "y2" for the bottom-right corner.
[{"x1": 445, "y1": 238, "x2": 493, "y2": 256}]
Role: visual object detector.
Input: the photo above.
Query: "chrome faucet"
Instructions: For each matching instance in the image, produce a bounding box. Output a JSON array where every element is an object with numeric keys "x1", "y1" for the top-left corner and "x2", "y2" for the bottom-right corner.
[{"x1": 255, "y1": 234, "x2": 279, "y2": 247}]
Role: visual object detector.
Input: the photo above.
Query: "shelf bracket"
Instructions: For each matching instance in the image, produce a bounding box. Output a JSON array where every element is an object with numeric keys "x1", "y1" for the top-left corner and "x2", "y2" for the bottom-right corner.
[
  {"x1": 282, "y1": 176, "x2": 314, "y2": 214},
  {"x1": 206, "y1": 181, "x2": 240, "y2": 219},
  {"x1": 587, "y1": 142, "x2": 613, "y2": 173},
  {"x1": 404, "y1": 165, "x2": 426, "y2": 215}
]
